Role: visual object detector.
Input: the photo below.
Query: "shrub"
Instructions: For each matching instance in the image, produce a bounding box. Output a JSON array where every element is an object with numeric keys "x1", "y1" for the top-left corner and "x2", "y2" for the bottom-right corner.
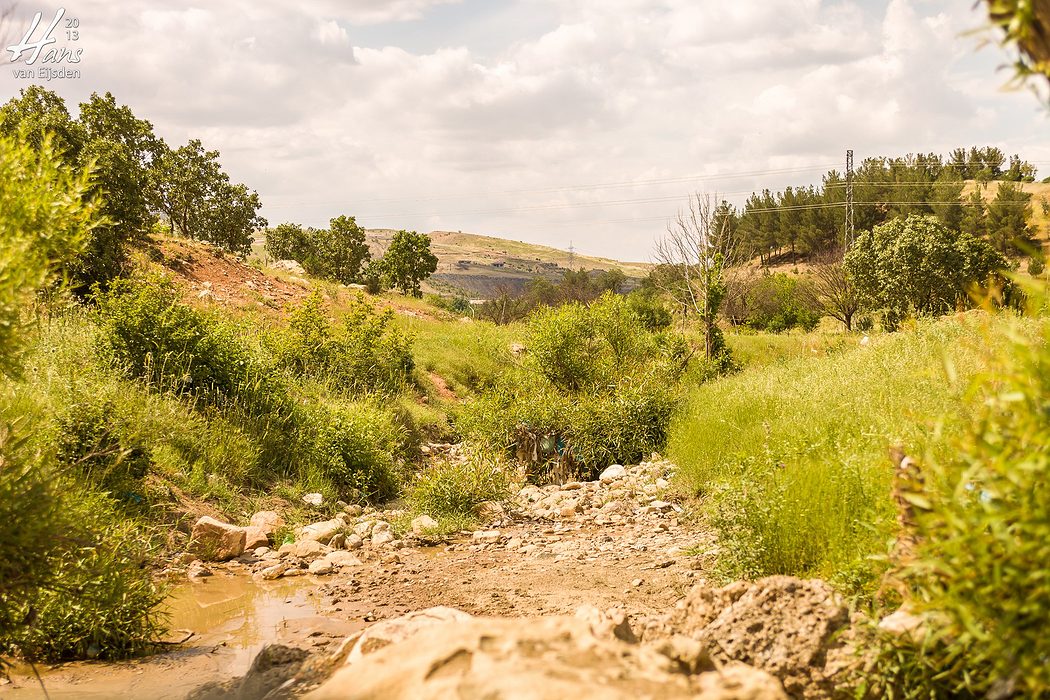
[
  {"x1": 295, "y1": 401, "x2": 401, "y2": 502},
  {"x1": 628, "y1": 289, "x2": 673, "y2": 330},
  {"x1": 3, "y1": 489, "x2": 166, "y2": 661},
  {"x1": 868, "y1": 304, "x2": 1050, "y2": 697},
  {"x1": 95, "y1": 274, "x2": 274, "y2": 407},
  {"x1": 845, "y1": 215, "x2": 1008, "y2": 329},
  {"x1": 271, "y1": 291, "x2": 414, "y2": 396},
  {"x1": 54, "y1": 396, "x2": 151, "y2": 498},
  {"x1": 743, "y1": 274, "x2": 821, "y2": 333},
  {"x1": 407, "y1": 452, "x2": 511, "y2": 524},
  {"x1": 461, "y1": 293, "x2": 687, "y2": 479}
]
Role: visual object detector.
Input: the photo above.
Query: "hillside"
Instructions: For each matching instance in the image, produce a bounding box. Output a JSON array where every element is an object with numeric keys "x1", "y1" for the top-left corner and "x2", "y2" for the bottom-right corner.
[{"x1": 364, "y1": 229, "x2": 650, "y2": 298}]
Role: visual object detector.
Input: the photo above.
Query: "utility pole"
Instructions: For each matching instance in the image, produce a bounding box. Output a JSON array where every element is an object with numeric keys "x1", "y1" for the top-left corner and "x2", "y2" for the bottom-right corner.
[
  {"x1": 568, "y1": 240, "x2": 576, "y2": 271},
  {"x1": 845, "y1": 149, "x2": 855, "y2": 252}
]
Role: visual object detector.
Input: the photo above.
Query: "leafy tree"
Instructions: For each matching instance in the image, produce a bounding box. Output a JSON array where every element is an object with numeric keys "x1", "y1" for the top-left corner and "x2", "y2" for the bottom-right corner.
[
  {"x1": 307, "y1": 215, "x2": 371, "y2": 284},
  {"x1": 265, "y1": 222, "x2": 311, "y2": 262},
  {"x1": 844, "y1": 215, "x2": 1007, "y2": 329},
  {"x1": 381, "y1": 230, "x2": 438, "y2": 297},
  {"x1": 151, "y1": 139, "x2": 266, "y2": 255},
  {"x1": 959, "y1": 189, "x2": 987, "y2": 238},
  {"x1": 0, "y1": 85, "x2": 83, "y2": 156},
  {"x1": 986, "y1": 180, "x2": 1033, "y2": 254}
]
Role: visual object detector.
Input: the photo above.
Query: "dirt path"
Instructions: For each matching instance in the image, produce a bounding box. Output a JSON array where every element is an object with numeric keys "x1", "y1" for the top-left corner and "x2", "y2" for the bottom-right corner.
[{"x1": 4, "y1": 460, "x2": 717, "y2": 699}]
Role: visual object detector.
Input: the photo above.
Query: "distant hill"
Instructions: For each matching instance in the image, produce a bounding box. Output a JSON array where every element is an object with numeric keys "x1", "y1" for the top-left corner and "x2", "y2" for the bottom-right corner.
[{"x1": 365, "y1": 229, "x2": 650, "y2": 299}]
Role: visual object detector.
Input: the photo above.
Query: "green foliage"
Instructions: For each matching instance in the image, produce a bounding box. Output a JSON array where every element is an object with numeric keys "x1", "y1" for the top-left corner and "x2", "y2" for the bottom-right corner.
[
  {"x1": 986, "y1": 180, "x2": 1033, "y2": 254},
  {"x1": 271, "y1": 291, "x2": 414, "y2": 395},
  {"x1": 669, "y1": 317, "x2": 1009, "y2": 594},
  {"x1": 381, "y1": 230, "x2": 438, "y2": 297},
  {"x1": 627, "y1": 288, "x2": 672, "y2": 330},
  {"x1": 407, "y1": 452, "x2": 511, "y2": 524},
  {"x1": 1, "y1": 88, "x2": 160, "y2": 290},
  {"x1": 2, "y1": 489, "x2": 165, "y2": 661},
  {"x1": 462, "y1": 293, "x2": 686, "y2": 478},
  {"x1": 95, "y1": 274, "x2": 271, "y2": 406},
  {"x1": 54, "y1": 396, "x2": 151, "y2": 498},
  {"x1": 296, "y1": 401, "x2": 401, "y2": 502},
  {"x1": 845, "y1": 215, "x2": 1008, "y2": 329},
  {"x1": 869, "y1": 306, "x2": 1050, "y2": 698},
  {"x1": 0, "y1": 133, "x2": 96, "y2": 378},
  {"x1": 738, "y1": 273, "x2": 821, "y2": 333},
  {"x1": 265, "y1": 222, "x2": 311, "y2": 262},
  {"x1": 265, "y1": 216, "x2": 371, "y2": 284},
  {"x1": 151, "y1": 139, "x2": 266, "y2": 255}
]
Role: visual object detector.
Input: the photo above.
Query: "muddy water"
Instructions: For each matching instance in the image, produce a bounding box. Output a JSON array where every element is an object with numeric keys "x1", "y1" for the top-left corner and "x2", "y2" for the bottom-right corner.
[{"x1": 2, "y1": 574, "x2": 360, "y2": 700}]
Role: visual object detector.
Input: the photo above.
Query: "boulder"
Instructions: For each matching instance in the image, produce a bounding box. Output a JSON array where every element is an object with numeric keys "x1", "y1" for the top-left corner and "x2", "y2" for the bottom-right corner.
[
  {"x1": 344, "y1": 607, "x2": 474, "y2": 666},
  {"x1": 302, "y1": 493, "x2": 323, "y2": 507},
  {"x1": 371, "y1": 530, "x2": 396, "y2": 547},
  {"x1": 292, "y1": 539, "x2": 329, "y2": 560},
  {"x1": 308, "y1": 613, "x2": 786, "y2": 700},
  {"x1": 191, "y1": 516, "x2": 246, "y2": 561},
  {"x1": 242, "y1": 526, "x2": 270, "y2": 550},
  {"x1": 299, "y1": 519, "x2": 343, "y2": 543},
  {"x1": 599, "y1": 464, "x2": 627, "y2": 482},
  {"x1": 308, "y1": 558, "x2": 335, "y2": 575},
  {"x1": 410, "y1": 515, "x2": 439, "y2": 536},
  {"x1": 249, "y1": 510, "x2": 283, "y2": 535},
  {"x1": 666, "y1": 576, "x2": 849, "y2": 698}
]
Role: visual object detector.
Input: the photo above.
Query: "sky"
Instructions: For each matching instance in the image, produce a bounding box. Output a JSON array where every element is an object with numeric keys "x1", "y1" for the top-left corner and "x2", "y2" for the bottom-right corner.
[{"x1": 2, "y1": 0, "x2": 1047, "y2": 261}]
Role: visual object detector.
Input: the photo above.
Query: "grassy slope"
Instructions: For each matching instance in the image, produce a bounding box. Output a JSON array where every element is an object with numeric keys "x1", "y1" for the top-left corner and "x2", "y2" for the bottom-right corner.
[{"x1": 669, "y1": 313, "x2": 1018, "y2": 591}]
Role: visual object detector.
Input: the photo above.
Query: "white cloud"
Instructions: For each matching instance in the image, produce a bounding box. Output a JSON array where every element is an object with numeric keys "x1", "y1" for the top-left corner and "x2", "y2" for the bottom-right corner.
[{"x1": 1, "y1": 0, "x2": 1045, "y2": 260}]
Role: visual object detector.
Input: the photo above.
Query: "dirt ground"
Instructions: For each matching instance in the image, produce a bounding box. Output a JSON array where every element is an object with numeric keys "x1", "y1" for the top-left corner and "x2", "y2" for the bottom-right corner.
[{"x1": 3, "y1": 463, "x2": 716, "y2": 699}]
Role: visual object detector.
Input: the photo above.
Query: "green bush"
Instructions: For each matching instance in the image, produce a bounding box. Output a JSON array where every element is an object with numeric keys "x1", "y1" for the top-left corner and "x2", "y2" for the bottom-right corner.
[
  {"x1": 295, "y1": 401, "x2": 401, "y2": 502},
  {"x1": 95, "y1": 274, "x2": 277, "y2": 408},
  {"x1": 54, "y1": 396, "x2": 151, "y2": 498},
  {"x1": 407, "y1": 452, "x2": 511, "y2": 525},
  {"x1": 461, "y1": 293, "x2": 686, "y2": 479},
  {"x1": 868, "y1": 304, "x2": 1050, "y2": 698},
  {"x1": 271, "y1": 291, "x2": 414, "y2": 396},
  {"x1": 3, "y1": 489, "x2": 165, "y2": 661},
  {"x1": 742, "y1": 274, "x2": 821, "y2": 333}
]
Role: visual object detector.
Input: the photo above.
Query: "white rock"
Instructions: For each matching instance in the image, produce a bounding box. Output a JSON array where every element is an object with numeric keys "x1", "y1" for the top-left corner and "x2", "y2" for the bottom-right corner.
[
  {"x1": 302, "y1": 493, "x2": 324, "y2": 507},
  {"x1": 299, "y1": 519, "x2": 343, "y2": 543},
  {"x1": 599, "y1": 464, "x2": 627, "y2": 482},
  {"x1": 372, "y1": 530, "x2": 396, "y2": 547},
  {"x1": 411, "y1": 515, "x2": 439, "y2": 535},
  {"x1": 353, "y1": 521, "x2": 374, "y2": 538},
  {"x1": 325, "y1": 550, "x2": 364, "y2": 568},
  {"x1": 345, "y1": 534, "x2": 363, "y2": 550},
  {"x1": 308, "y1": 558, "x2": 335, "y2": 575},
  {"x1": 472, "y1": 530, "x2": 501, "y2": 543}
]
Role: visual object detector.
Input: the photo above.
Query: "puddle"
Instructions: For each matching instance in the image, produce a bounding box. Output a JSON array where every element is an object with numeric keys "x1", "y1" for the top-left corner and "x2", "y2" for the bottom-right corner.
[{"x1": 2, "y1": 574, "x2": 360, "y2": 700}]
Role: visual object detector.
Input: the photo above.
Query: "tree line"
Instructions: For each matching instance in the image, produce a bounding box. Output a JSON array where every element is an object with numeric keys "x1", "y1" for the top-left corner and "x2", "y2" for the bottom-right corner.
[
  {"x1": 728, "y1": 148, "x2": 1037, "y2": 264},
  {"x1": 0, "y1": 86, "x2": 266, "y2": 292}
]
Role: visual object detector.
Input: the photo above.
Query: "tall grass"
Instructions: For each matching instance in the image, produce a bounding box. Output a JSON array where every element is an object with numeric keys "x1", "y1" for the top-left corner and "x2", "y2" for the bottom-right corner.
[
  {"x1": 396, "y1": 314, "x2": 518, "y2": 395},
  {"x1": 670, "y1": 314, "x2": 1016, "y2": 592}
]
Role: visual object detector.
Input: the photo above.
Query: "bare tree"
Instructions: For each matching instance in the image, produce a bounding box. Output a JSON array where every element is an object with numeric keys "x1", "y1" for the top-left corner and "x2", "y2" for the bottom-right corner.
[
  {"x1": 800, "y1": 251, "x2": 861, "y2": 331},
  {"x1": 654, "y1": 193, "x2": 742, "y2": 360}
]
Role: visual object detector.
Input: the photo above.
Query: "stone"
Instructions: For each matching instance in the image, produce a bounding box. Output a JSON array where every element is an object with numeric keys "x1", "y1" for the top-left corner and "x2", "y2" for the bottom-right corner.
[
  {"x1": 478, "y1": 501, "x2": 505, "y2": 521},
  {"x1": 599, "y1": 464, "x2": 627, "y2": 482},
  {"x1": 191, "y1": 516, "x2": 246, "y2": 561},
  {"x1": 650, "y1": 500, "x2": 673, "y2": 512},
  {"x1": 345, "y1": 534, "x2": 363, "y2": 550},
  {"x1": 877, "y1": 606, "x2": 927, "y2": 644},
  {"x1": 574, "y1": 605, "x2": 637, "y2": 643},
  {"x1": 277, "y1": 542, "x2": 296, "y2": 557},
  {"x1": 249, "y1": 510, "x2": 284, "y2": 535},
  {"x1": 411, "y1": 515, "x2": 439, "y2": 535},
  {"x1": 302, "y1": 493, "x2": 323, "y2": 507},
  {"x1": 187, "y1": 560, "x2": 212, "y2": 579},
  {"x1": 308, "y1": 559, "x2": 335, "y2": 575},
  {"x1": 353, "y1": 521, "x2": 374, "y2": 538},
  {"x1": 299, "y1": 519, "x2": 343, "y2": 543},
  {"x1": 308, "y1": 614, "x2": 787, "y2": 700},
  {"x1": 472, "y1": 530, "x2": 501, "y2": 543},
  {"x1": 256, "y1": 562, "x2": 290, "y2": 581},
  {"x1": 372, "y1": 520, "x2": 392, "y2": 533},
  {"x1": 344, "y1": 504, "x2": 363, "y2": 517},
  {"x1": 343, "y1": 607, "x2": 475, "y2": 666},
  {"x1": 292, "y1": 539, "x2": 328, "y2": 560},
  {"x1": 253, "y1": 546, "x2": 270, "y2": 557},
  {"x1": 329, "y1": 533, "x2": 345, "y2": 549},
  {"x1": 371, "y1": 530, "x2": 396, "y2": 547},
  {"x1": 272, "y1": 259, "x2": 306, "y2": 275},
  {"x1": 242, "y1": 526, "x2": 270, "y2": 550},
  {"x1": 188, "y1": 644, "x2": 309, "y2": 700},
  {"x1": 324, "y1": 550, "x2": 363, "y2": 568},
  {"x1": 666, "y1": 576, "x2": 849, "y2": 698}
]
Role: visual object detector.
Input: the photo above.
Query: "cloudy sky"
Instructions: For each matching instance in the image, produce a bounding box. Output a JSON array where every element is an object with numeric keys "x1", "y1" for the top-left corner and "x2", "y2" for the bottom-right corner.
[{"x1": 2, "y1": 0, "x2": 1046, "y2": 260}]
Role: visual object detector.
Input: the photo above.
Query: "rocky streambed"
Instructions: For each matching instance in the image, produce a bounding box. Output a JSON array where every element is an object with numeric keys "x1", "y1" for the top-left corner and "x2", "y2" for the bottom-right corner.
[{"x1": 4, "y1": 459, "x2": 896, "y2": 699}]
